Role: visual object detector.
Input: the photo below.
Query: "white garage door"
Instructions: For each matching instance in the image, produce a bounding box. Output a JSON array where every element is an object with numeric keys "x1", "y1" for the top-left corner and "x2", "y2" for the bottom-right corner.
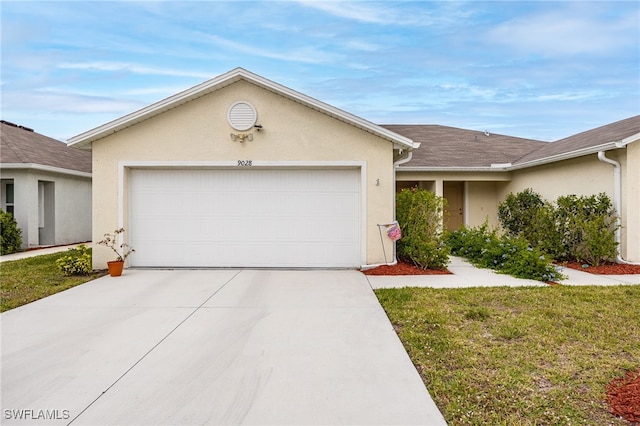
[{"x1": 128, "y1": 168, "x2": 361, "y2": 268}]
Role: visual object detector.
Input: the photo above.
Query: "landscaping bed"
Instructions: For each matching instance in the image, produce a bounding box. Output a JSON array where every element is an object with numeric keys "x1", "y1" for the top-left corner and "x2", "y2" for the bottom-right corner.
[
  {"x1": 607, "y1": 369, "x2": 640, "y2": 424},
  {"x1": 562, "y1": 261, "x2": 640, "y2": 275},
  {"x1": 362, "y1": 261, "x2": 451, "y2": 275}
]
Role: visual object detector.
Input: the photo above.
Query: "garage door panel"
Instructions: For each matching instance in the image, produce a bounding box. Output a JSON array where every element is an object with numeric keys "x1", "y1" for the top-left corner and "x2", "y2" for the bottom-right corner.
[{"x1": 129, "y1": 168, "x2": 361, "y2": 267}]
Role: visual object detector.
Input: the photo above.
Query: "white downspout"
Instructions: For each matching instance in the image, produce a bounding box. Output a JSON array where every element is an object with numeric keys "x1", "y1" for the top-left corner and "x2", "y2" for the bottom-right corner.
[{"x1": 597, "y1": 151, "x2": 640, "y2": 265}]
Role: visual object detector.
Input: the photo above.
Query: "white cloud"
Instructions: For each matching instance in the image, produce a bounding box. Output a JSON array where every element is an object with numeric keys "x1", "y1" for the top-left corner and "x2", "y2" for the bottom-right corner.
[
  {"x1": 3, "y1": 90, "x2": 145, "y2": 114},
  {"x1": 296, "y1": 0, "x2": 473, "y2": 27},
  {"x1": 58, "y1": 62, "x2": 213, "y2": 80},
  {"x1": 343, "y1": 40, "x2": 381, "y2": 52},
  {"x1": 486, "y1": 8, "x2": 637, "y2": 57},
  {"x1": 205, "y1": 34, "x2": 341, "y2": 64},
  {"x1": 296, "y1": 1, "x2": 391, "y2": 24}
]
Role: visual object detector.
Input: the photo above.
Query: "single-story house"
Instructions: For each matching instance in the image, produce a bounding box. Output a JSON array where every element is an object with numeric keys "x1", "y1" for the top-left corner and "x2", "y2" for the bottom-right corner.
[
  {"x1": 68, "y1": 68, "x2": 639, "y2": 268},
  {"x1": 0, "y1": 120, "x2": 92, "y2": 249},
  {"x1": 68, "y1": 68, "x2": 417, "y2": 269}
]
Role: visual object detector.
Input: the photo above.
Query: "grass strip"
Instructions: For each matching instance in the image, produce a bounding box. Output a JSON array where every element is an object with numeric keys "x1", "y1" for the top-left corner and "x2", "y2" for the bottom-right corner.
[
  {"x1": 1, "y1": 251, "x2": 106, "y2": 312},
  {"x1": 376, "y1": 285, "x2": 640, "y2": 425}
]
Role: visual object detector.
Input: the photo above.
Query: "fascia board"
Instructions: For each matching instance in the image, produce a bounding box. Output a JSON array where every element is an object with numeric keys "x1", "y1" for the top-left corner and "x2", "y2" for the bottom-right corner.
[
  {"x1": 619, "y1": 132, "x2": 640, "y2": 147},
  {"x1": 509, "y1": 141, "x2": 620, "y2": 170},
  {"x1": 397, "y1": 166, "x2": 502, "y2": 172},
  {"x1": 68, "y1": 67, "x2": 416, "y2": 150},
  {"x1": 0, "y1": 163, "x2": 91, "y2": 178}
]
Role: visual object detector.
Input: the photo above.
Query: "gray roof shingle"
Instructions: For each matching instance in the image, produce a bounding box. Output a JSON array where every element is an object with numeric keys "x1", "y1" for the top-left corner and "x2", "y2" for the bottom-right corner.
[
  {"x1": 513, "y1": 115, "x2": 640, "y2": 166},
  {"x1": 385, "y1": 115, "x2": 640, "y2": 169},
  {"x1": 1, "y1": 121, "x2": 91, "y2": 174},
  {"x1": 382, "y1": 124, "x2": 547, "y2": 168}
]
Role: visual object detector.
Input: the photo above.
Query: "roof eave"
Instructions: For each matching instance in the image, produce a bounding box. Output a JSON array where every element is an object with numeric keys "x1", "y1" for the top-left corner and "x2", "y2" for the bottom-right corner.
[
  {"x1": 397, "y1": 166, "x2": 507, "y2": 172},
  {"x1": 68, "y1": 68, "x2": 416, "y2": 150},
  {"x1": 0, "y1": 163, "x2": 92, "y2": 178},
  {"x1": 510, "y1": 141, "x2": 623, "y2": 171}
]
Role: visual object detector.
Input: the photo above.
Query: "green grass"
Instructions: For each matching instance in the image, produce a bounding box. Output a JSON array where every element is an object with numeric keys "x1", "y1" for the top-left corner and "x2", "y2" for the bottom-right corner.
[
  {"x1": 375, "y1": 286, "x2": 640, "y2": 425},
  {"x1": 1, "y1": 251, "x2": 106, "y2": 312}
]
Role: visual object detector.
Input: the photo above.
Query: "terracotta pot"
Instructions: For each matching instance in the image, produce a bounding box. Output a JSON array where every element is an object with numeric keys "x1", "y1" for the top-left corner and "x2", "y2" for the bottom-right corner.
[{"x1": 107, "y1": 260, "x2": 124, "y2": 277}]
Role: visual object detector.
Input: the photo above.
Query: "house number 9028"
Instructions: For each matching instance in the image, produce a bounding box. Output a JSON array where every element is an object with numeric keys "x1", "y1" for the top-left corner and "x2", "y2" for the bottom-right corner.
[{"x1": 237, "y1": 160, "x2": 253, "y2": 166}]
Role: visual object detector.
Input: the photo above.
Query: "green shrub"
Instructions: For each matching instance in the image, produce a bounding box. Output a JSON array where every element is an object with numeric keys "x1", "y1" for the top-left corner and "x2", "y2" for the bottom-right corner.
[
  {"x1": 554, "y1": 193, "x2": 618, "y2": 266},
  {"x1": 497, "y1": 188, "x2": 545, "y2": 241},
  {"x1": 0, "y1": 209, "x2": 22, "y2": 255},
  {"x1": 396, "y1": 188, "x2": 450, "y2": 270},
  {"x1": 56, "y1": 244, "x2": 92, "y2": 276},
  {"x1": 446, "y1": 223, "x2": 563, "y2": 282},
  {"x1": 498, "y1": 190, "x2": 618, "y2": 266}
]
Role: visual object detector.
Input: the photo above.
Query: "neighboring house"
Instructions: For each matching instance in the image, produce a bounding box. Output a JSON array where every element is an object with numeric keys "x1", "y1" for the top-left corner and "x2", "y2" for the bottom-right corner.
[
  {"x1": 0, "y1": 120, "x2": 92, "y2": 249},
  {"x1": 68, "y1": 68, "x2": 639, "y2": 268},
  {"x1": 388, "y1": 115, "x2": 640, "y2": 263}
]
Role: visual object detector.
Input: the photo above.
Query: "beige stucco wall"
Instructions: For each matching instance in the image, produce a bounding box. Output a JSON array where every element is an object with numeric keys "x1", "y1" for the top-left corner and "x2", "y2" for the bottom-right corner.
[
  {"x1": 91, "y1": 80, "x2": 396, "y2": 268},
  {"x1": 466, "y1": 181, "x2": 500, "y2": 228},
  {"x1": 498, "y1": 154, "x2": 616, "y2": 201},
  {"x1": 625, "y1": 140, "x2": 639, "y2": 261}
]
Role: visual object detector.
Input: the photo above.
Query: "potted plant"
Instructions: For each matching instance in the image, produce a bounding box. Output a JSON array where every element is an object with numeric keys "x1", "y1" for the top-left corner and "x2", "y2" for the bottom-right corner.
[{"x1": 97, "y1": 228, "x2": 135, "y2": 277}]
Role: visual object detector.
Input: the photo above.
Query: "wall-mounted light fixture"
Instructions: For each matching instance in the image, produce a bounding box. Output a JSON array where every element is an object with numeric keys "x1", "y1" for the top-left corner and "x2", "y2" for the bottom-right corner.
[{"x1": 230, "y1": 132, "x2": 253, "y2": 143}]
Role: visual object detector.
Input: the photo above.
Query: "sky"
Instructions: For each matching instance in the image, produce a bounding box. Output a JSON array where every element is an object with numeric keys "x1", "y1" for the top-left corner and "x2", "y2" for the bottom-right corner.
[{"x1": 1, "y1": 1, "x2": 639, "y2": 143}]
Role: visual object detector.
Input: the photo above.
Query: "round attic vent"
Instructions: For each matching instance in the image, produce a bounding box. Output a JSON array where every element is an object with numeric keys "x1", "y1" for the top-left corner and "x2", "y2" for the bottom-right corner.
[{"x1": 227, "y1": 101, "x2": 257, "y2": 131}]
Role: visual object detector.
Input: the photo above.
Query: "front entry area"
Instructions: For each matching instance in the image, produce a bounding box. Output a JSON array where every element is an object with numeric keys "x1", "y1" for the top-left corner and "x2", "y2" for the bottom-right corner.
[{"x1": 128, "y1": 168, "x2": 362, "y2": 268}]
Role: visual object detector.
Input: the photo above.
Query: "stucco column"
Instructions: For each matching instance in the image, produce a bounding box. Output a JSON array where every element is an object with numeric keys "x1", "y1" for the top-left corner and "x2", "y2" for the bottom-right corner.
[
  {"x1": 24, "y1": 172, "x2": 40, "y2": 247},
  {"x1": 434, "y1": 179, "x2": 444, "y2": 197}
]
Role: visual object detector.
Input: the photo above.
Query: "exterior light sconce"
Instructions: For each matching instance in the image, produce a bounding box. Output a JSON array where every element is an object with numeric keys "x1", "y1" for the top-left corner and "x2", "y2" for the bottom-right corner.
[{"x1": 230, "y1": 132, "x2": 253, "y2": 143}]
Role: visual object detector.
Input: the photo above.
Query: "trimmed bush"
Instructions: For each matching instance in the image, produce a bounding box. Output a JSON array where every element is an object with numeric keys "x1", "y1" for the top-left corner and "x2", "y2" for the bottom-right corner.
[
  {"x1": 447, "y1": 222, "x2": 564, "y2": 282},
  {"x1": 554, "y1": 193, "x2": 618, "y2": 266},
  {"x1": 396, "y1": 188, "x2": 450, "y2": 270},
  {"x1": 1, "y1": 209, "x2": 22, "y2": 255},
  {"x1": 56, "y1": 244, "x2": 92, "y2": 276},
  {"x1": 498, "y1": 188, "x2": 546, "y2": 241},
  {"x1": 498, "y1": 190, "x2": 618, "y2": 266}
]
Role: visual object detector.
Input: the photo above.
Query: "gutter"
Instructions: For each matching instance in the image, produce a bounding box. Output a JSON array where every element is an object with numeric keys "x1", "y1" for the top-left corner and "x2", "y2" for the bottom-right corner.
[
  {"x1": 0, "y1": 163, "x2": 92, "y2": 178},
  {"x1": 597, "y1": 151, "x2": 640, "y2": 265}
]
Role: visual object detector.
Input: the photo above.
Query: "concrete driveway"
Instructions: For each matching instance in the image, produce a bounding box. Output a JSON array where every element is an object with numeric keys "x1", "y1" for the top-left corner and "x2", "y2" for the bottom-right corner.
[{"x1": 1, "y1": 270, "x2": 446, "y2": 425}]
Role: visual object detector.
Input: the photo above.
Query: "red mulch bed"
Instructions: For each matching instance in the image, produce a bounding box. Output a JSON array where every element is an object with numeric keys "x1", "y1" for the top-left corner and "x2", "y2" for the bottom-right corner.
[
  {"x1": 561, "y1": 261, "x2": 640, "y2": 275},
  {"x1": 607, "y1": 369, "x2": 640, "y2": 424},
  {"x1": 362, "y1": 261, "x2": 451, "y2": 275}
]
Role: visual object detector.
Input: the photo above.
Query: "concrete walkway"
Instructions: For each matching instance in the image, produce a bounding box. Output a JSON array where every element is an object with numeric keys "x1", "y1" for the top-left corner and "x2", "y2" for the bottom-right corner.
[
  {"x1": 3, "y1": 246, "x2": 638, "y2": 287},
  {"x1": 366, "y1": 256, "x2": 640, "y2": 289},
  {"x1": 0, "y1": 243, "x2": 89, "y2": 263}
]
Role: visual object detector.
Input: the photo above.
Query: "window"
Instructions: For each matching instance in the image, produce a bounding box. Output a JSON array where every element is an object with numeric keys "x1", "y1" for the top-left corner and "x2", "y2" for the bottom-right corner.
[
  {"x1": 6, "y1": 183, "x2": 14, "y2": 215},
  {"x1": 1, "y1": 181, "x2": 14, "y2": 216}
]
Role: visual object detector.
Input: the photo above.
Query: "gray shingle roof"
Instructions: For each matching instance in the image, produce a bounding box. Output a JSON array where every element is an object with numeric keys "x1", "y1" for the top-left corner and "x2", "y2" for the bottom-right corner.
[
  {"x1": 384, "y1": 115, "x2": 640, "y2": 169},
  {"x1": 382, "y1": 124, "x2": 547, "y2": 168},
  {"x1": 513, "y1": 115, "x2": 640, "y2": 166},
  {"x1": 1, "y1": 121, "x2": 91, "y2": 174}
]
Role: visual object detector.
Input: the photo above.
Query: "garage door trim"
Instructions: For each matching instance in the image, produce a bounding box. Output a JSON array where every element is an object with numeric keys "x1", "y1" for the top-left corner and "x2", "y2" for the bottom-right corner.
[{"x1": 118, "y1": 160, "x2": 367, "y2": 267}]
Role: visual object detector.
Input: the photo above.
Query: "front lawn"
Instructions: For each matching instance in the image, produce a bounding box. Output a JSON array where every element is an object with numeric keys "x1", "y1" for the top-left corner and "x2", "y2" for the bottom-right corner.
[
  {"x1": 1, "y1": 251, "x2": 106, "y2": 312},
  {"x1": 376, "y1": 286, "x2": 640, "y2": 425}
]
